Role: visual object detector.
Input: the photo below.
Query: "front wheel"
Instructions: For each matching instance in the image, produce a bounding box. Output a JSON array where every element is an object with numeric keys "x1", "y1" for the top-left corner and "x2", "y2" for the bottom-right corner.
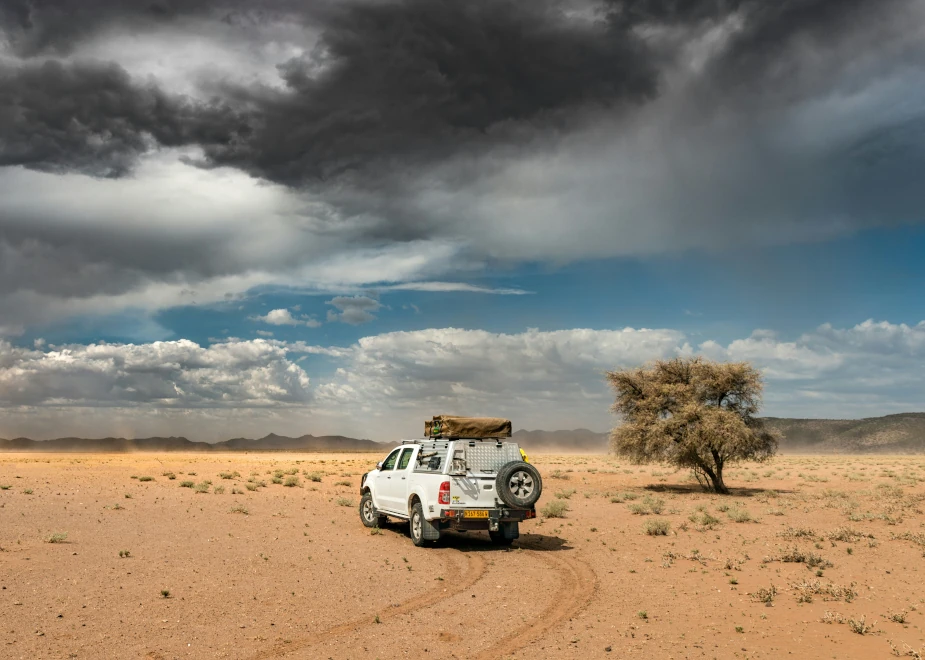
[{"x1": 359, "y1": 492, "x2": 387, "y2": 528}]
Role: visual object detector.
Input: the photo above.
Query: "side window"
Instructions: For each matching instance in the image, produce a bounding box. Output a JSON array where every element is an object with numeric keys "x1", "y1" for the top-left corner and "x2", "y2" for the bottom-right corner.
[
  {"x1": 397, "y1": 448, "x2": 413, "y2": 470},
  {"x1": 382, "y1": 449, "x2": 401, "y2": 471}
]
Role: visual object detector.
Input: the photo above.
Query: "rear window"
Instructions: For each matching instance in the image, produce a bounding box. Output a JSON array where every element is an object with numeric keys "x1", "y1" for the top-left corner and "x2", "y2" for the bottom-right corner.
[{"x1": 398, "y1": 448, "x2": 413, "y2": 470}]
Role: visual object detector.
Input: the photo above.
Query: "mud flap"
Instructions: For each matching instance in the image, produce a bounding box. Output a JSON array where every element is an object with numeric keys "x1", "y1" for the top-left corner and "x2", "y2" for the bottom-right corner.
[
  {"x1": 422, "y1": 517, "x2": 441, "y2": 541},
  {"x1": 500, "y1": 521, "x2": 519, "y2": 540}
]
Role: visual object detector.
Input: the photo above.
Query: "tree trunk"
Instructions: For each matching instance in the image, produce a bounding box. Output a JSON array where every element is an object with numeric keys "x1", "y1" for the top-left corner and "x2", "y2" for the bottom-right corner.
[{"x1": 710, "y1": 449, "x2": 728, "y2": 494}]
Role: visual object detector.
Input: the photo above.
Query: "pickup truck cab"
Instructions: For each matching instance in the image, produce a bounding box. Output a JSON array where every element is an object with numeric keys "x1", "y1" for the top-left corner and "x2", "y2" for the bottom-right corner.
[{"x1": 359, "y1": 437, "x2": 542, "y2": 547}]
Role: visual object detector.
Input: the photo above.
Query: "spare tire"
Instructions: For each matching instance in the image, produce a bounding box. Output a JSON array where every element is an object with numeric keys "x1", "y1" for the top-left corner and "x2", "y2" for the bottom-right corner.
[{"x1": 495, "y1": 461, "x2": 542, "y2": 509}]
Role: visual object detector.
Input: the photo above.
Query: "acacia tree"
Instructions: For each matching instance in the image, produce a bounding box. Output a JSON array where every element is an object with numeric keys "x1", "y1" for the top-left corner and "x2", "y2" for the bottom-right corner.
[{"x1": 606, "y1": 357, "x2": 777, "y2": 494}]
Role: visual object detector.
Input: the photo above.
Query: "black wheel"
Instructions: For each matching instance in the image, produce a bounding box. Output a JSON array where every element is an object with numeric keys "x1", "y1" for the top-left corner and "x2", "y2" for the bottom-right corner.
[
  {"x1": 489, "y1": 530, "x2": 514, "y2": 546},
  {"x1": 495, "y1": 461, "x2": 542, "y2": 508},
  {"x1": 410, "y1": 502, "x2": 428, "y2": 547},
  {"x1": 359, "y1": 492, "x2": 386, "y2": 528}
]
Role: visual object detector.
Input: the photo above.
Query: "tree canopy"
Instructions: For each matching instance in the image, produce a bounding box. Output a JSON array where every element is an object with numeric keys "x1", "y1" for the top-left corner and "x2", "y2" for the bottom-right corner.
[{"x1": 606, "y1": 357, "x2": 777, "y2": 494}]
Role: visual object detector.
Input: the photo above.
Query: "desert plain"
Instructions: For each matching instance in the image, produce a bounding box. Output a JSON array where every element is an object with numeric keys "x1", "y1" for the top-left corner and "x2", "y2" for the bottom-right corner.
[{"x1": 1, "y1": 452, "x2": 924, "y2": 659}]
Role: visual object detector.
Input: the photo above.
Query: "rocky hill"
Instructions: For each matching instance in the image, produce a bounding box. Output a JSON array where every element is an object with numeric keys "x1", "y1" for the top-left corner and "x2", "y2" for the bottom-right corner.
[
  {"x1": 514, "y1": 413, "x2": 925, "y2": 454},
  {"x1": 762, "y1": 413, "x2": 925, "y2": 454}
]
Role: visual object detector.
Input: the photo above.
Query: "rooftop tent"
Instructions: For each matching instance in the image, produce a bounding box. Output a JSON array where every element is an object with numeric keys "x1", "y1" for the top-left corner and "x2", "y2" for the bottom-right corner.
[{"x1": 425, "y1": 415, "x2": 512, "y2": 439}]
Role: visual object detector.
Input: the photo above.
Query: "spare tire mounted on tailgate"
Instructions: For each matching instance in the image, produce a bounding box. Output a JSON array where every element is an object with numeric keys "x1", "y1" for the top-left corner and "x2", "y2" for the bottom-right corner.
[{"x1": 495, "y1": 461, "x2": 542, "y2": 508}]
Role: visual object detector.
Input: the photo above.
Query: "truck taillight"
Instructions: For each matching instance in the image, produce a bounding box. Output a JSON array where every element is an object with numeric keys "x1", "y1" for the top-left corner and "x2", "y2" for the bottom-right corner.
[{"x1": 438, "y1": 481, "x2": 450, "y2": 505}]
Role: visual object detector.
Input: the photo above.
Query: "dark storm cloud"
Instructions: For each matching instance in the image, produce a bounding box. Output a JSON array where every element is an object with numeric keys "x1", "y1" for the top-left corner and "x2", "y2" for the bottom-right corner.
[
  {"x1": 1, "y1": 0, "x2": 911, "y2": 185},
  {"x1": 0, "y1": 0, "x2": 318, "y2": 56},
  {"x1": 0, "y1": 59, "x2": 243, "y2": 177},
  {"x1": 200, "y1": 0, "x2": 660, "y2": 185},
  {"x1": 0, "y1": 0, "x2": 923, "y2": 332}
]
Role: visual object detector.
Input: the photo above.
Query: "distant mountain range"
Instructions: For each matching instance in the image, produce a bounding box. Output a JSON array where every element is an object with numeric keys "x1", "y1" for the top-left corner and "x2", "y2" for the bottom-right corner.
[
  {"x1": 515, "y1": 413, "x2": 925, "y2": 454},
  {"x1": 1, "y1": 413, "x2": 923, "y2": 453},
  {"x1": 0, "y1": 433, "x2": 386, "y2": 453},
  {"x1": 761, "y1": 413, "x2": 925, "y2": 454}
]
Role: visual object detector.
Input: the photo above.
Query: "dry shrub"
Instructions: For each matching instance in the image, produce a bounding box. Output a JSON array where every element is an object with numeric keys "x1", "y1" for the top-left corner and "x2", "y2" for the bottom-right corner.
[
  {"x1": 644, "y1": 519, "x2": 671, "y2": 536},
  {"x1": 542, "y1": 500, "x2": 569, "y2": 518},
  {"x1": 792, "y1": 579, "x2": 857, "y2": 603}
]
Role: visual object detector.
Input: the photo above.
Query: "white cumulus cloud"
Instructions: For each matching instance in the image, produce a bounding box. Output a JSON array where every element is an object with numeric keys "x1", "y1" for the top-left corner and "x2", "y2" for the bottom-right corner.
[
  {"x1": 251, "y1": 308, "x2": 322, "y2": 327},
  {"x1": 2, "y1": 320, "x2": 924, "y2": 441}
]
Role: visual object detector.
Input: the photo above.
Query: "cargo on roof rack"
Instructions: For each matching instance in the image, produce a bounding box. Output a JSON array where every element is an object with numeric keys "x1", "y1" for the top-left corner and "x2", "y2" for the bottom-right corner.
[{"x1": 424, "y1": 415, "x2": 512, "y2": 439}]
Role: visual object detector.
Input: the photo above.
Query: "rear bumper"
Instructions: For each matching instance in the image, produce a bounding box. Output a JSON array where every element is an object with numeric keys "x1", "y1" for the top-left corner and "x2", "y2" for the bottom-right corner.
[{"x1": 438, "y1": 507, "x2": 535, "y2": 530}]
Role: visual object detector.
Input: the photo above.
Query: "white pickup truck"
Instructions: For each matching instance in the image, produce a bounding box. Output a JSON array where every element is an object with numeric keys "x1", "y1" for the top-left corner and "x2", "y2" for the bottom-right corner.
[{"x1": 359, "y1": 437, "x2": 542, "y2": 547}]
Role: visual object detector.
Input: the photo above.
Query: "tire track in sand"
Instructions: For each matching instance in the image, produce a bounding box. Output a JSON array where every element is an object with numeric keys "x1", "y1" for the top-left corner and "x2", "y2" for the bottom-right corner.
[
  {"x1": 249, "y1": 548, "x2": 487, "y2": 659},
  {"x1": 474, "y1": 540, "x2": 597, "y2": 660}
]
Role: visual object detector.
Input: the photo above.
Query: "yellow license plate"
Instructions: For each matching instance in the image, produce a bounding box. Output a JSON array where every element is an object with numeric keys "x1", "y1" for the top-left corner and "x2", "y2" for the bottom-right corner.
[{"x1": 463, "y1": 510, "x2": 490, "y2": 518}]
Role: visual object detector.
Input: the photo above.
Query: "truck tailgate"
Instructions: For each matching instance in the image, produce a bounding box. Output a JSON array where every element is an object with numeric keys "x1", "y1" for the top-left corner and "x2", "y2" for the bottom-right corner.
[{"x1": 449, "y1": 475, "x2": 497, "y2": 508}]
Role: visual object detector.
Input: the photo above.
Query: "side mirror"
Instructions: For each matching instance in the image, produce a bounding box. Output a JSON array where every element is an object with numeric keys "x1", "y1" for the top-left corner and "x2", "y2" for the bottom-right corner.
[{"x1": 376, "y1": 462, "x2": 383, "y2": 470}]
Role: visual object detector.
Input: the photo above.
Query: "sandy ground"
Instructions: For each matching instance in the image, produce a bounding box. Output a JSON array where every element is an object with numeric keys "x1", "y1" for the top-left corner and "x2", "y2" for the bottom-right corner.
[{"x1": 1, "y1": 452, "x2": 925, "y2": 659}]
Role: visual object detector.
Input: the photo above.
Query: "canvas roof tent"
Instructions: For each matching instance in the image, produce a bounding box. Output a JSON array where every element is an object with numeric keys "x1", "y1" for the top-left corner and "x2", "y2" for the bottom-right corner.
[{"x1": 424, "y1": 415, "x2": 512, "y2": 439}]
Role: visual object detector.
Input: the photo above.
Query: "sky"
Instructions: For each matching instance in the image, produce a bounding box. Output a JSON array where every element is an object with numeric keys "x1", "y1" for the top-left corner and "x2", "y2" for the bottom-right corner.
[{"x1": 1, "y1": 0, "x2": 924, "y2": 442}]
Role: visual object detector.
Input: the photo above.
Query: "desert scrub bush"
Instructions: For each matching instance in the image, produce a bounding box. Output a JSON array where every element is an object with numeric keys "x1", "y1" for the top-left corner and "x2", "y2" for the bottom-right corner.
[
  {"x1": 285, "y1": 468, "x2": 299, "y2": 475},
  {"x1": 891, "y1": 531, "x2": 925, "y2": 548},
  {"x1": 306, "y1": 472, "x2": 323, "y2": 483},
  {"x1": 335, "y1": 497, "x2": 353, "y2": 507},
  {"x1": 118, "y1": 549, "x2": 131, "y2": 558},
  {"x1": 162, "y1": 472, "x2": 176, "y2": 480},
  {"x1": 889, "y1": 610, "x2": 908, "y2": 624},
  {"x1": 219, "y1": 471, "x2": 240, "y2": 480},
  {"x1": 245, "y1": 482, "x2": 259, "y2": 492},
  {"x1": 272, "y1": 476, "x2": 284, "y2": 485},
  {"x1": 230, "y1": 505, "x2": 249, "y2": 515},
  {"x1": 779, "y1": 526, "x2": 817, "y2": 540},
  {"x1": 776, "y1": 547, "x2": 833, "y2": 570},
  {"x1": 629, "y1": 495, "x2": 665, "y2": 515},
  {"x1": 644, "y1": 520, "x2": 671, "y2": 536},
  {"x1": 848, "y1": 616, "x2": 875, "y2": 635},
  {"x1": 643, "y1": 495, "x2": 664, "y2": 514},
  {"x1": 549, "y1": 470, "x2": 570, "y2": 480},
  {"x1": 688, "y1": 511, "x2": 721, "y2": 531},
  {"x1": 23, "y1": 489, "x2": 32, "y2": 495},
  {"x1": 0, "y1": 484, "x2": 11, "y2": 490},
  {"x1": 555, "y1": 488, "x2": 577, "y2": 500},
  {"x1": 160, "y1": 589, "x2": 171, "y2": 598},
  {"x1": 46, "y1": 532, "x2": 68, "y2": 544},
  {"x1": 193, "y1": 482, "x2": 210, "y2": 494},
  {"x1": 803, "y1": 474, "x2": 828, "y2": 483},
  {"x1": 334, "y1": 480, "x2": 351, "y2": 487},
  {"x1": 138, "y1": 476, "x2": 154, "y2": 482},
  {"x1": 751, "y1": 585, "x2": 778, "y2": 604},
  {"x1": 727, "y1": 507, "x2": 754, "y2": 523},
  {"x1": 283, "y1": 476, "x2": 301, "y2": 487},
  {"x1": 792, "y1": 579, "x2": 857, "y2": 603},
  {"x1": 542, "y1": 500, "x2": 569, "y2": 518},
  {"x1": 877, "y1": 483, "x2": 905, "y2": 499},
  {"x1": 213, "y1": 485, "x2": 225, "y2": 494},
  {"x1": 180, "y1": 480, "x2": 194, "y2": 488}
]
